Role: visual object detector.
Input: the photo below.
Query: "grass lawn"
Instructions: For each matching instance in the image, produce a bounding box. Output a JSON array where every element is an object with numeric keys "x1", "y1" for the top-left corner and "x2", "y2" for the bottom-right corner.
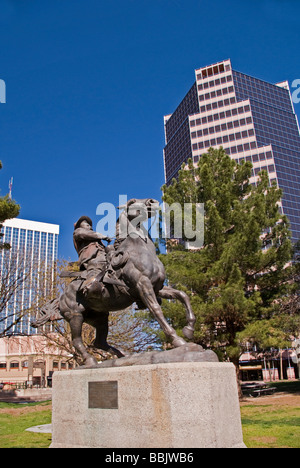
[
  {"x1": 240, "y1": 380, "x2": 300, "y2": 448},
  {"x1": 0, "y1": 400, "x2": 52, "y2": 448}
]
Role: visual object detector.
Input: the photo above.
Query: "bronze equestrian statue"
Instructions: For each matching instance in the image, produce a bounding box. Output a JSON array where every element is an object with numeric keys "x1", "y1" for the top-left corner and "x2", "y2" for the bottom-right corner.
[{"x1": 32, "y1": 198, "x2": 196, "y2": 367}]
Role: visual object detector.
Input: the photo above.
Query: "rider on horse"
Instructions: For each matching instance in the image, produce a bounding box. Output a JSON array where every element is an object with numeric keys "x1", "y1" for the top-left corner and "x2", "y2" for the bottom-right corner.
[{"x1": 73, "y1": 216, "x2": 111, "y2": 295}]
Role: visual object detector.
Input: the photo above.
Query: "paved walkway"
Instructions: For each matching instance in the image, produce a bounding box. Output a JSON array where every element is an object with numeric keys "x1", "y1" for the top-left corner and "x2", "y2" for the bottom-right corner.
[{"x1": 26, "y1": 424, "x2": 52, "y2": 434}]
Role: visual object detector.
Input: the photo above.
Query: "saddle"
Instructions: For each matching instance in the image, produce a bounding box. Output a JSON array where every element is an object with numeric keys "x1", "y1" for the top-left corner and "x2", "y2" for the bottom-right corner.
[{"x1": 60, "y1": 247, "x2": 128, "y2": 289}]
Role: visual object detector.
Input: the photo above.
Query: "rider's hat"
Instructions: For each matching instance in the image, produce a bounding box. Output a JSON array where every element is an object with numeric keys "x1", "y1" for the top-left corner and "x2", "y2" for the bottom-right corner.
[{"x1": 74, "y1": 216, "x2": 93, "y2": 230}]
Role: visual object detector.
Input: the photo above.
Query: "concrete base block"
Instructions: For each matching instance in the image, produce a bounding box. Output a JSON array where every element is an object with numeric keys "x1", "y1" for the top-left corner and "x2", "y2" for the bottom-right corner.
[{"x1": 50, "y1": 362, "x2": 246, "y2": 448}]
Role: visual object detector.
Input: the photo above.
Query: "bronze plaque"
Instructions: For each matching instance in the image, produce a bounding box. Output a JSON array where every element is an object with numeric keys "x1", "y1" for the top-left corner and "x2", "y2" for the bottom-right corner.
[{"x1": 88, "y1": 381, "x2": 118, "y2": 409}]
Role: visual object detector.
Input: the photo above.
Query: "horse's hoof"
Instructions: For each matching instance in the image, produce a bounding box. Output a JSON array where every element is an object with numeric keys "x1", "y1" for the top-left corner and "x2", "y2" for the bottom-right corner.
[
  {"x1": 172, "y1": 337, "x2": 187, "y2": 347},
  {"x1": 84, "y1": 355, "x2": 99, "y2": 367},
  {"x1": 182, "y1": 326, "x2": 194, "y2": 340}
]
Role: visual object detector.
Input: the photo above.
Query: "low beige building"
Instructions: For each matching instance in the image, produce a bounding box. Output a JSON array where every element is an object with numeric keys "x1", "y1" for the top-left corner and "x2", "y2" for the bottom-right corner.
[{"x1": 0, "y1": 335, "x2": 75, "y2": 388}]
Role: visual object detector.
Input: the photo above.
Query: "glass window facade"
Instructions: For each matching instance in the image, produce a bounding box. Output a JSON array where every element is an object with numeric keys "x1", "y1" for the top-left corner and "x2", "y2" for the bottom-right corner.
[
  {"x1": 163, "y1": 59, "x2": 300, "y2": 243},
  {"x1": 232, "y1": 70, "x2": 300, "y2": 242}
]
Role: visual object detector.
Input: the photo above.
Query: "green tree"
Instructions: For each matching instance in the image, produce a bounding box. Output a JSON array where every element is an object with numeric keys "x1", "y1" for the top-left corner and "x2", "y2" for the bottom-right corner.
[
  {"x1": 160, "y1": 147, "x2": 294, "y2": 373},
  {"x1": 0, "y1": 161, "x2": 20, "y2": 249}
]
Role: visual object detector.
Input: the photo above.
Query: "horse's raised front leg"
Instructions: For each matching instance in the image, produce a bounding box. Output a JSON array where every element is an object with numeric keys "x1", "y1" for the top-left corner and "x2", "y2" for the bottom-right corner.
[
  {"x1": 158, "y1": 286, "x2": 195, "y2": 340},
  {"x1": 137, "y1": 276, "x2": 187, "y2": 348}
]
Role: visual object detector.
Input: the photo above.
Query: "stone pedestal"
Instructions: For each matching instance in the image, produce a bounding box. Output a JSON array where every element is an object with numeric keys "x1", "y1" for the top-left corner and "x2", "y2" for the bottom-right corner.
[{"x1": 50, "y1": 361, "x2": 245, "y2": 448}]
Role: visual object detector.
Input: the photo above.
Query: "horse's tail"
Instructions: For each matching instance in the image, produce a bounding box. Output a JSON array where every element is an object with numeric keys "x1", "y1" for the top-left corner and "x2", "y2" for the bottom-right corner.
[{"x1": 31, "y1": 298, "x2": 63, "y2": 328}]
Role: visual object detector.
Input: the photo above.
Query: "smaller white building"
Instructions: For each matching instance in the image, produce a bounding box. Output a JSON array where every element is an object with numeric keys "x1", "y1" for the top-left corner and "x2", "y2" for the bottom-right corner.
[{"x1": 0, "y1": 218, "x2": 59, "y2": 335}]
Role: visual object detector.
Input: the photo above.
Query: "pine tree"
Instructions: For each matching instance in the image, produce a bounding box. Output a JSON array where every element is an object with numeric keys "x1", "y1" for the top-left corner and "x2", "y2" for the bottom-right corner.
[
  {"x1": 160, "y1": 147, "x2": 294, "y2": 371},
  {"x1": 0, "y1": 161, "x2": 20, "y2": 249}
]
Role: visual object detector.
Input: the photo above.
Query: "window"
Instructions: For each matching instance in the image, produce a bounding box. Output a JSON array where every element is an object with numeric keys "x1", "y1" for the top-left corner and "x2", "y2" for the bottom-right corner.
[
  {"x1": 10, "y1": 361, "x2": 19, "y2": 369},
  {"x1": 0, "y1": 362, "x2": 6, "y2": 369}
]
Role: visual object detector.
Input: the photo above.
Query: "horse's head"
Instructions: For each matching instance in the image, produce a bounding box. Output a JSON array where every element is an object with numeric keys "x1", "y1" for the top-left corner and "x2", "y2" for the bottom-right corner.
[
  {"x1": 118, "y1": 198, "x2": 160, "y2": 222},
  {"x1": 115, "y1": 198, "x2": 160, "y2": 243}
]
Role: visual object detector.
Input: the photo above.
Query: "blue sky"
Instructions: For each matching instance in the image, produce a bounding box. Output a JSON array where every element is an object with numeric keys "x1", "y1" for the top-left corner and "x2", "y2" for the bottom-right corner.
[{"x1": 0, "y1": 0, "x2": 299, "y2": 260}]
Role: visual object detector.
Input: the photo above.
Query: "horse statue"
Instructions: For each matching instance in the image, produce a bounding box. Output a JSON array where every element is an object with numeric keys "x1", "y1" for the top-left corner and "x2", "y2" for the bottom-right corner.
[{"x1": 32, "y1": 198, "x2": 196, "y2": 367}]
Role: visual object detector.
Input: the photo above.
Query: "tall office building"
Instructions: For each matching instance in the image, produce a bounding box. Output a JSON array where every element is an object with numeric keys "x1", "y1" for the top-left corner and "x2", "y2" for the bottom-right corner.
[
  {"x1": 0, "y1": 218, "x2": 59, "y2": 335},
  {"x1": 163, "y1": 59, "x2": 300, "y2": 243}
]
